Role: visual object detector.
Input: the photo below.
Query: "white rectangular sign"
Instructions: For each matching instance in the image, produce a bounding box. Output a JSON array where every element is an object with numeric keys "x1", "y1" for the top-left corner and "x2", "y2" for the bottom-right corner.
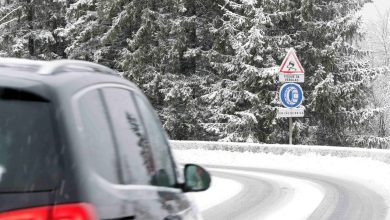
[
  {"x1": 279, "y1": 74, "x2": 304, "y2": 83},
  {"x1": 277, "y1": 108, "x2": 305, "y2": 118}
]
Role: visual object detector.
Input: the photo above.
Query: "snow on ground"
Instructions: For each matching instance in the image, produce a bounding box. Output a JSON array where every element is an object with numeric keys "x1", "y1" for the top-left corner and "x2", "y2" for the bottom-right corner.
[
  {"x1": 171, "y1": 140, "x2": 390, "y2": 164},
  {"x1": 187, "y1": 176, "x2": 243, "y2": 211},
  {"x1": 208, "y1": 168, "x2": 325, "y2": 220},
  {"x1": 174, "y1": 148, "x2": 390, "y2": 218}
]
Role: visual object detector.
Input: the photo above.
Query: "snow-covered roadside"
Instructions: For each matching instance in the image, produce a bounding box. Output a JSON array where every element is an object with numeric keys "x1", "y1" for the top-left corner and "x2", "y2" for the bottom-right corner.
[
  {"x1": 171, "y1": 141, "x2": 390, "y2": 163},
  {"x1": 174, "y1": 149, "x2": 390, "y2": 219},
  {"x1": 187, "y1": 176, "x2": 243, "y2": 211}
]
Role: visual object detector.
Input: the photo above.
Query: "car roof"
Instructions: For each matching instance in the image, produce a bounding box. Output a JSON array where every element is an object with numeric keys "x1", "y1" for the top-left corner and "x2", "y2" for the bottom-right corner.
[{"x1": 0, "y1": 58, "x2": 140, "y2": 97}]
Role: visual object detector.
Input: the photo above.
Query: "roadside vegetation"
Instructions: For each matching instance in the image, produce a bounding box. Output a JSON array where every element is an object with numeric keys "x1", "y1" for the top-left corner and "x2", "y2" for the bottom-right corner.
[{"x1": 0, "y1": 0, "x2": 388, "y2": 148}]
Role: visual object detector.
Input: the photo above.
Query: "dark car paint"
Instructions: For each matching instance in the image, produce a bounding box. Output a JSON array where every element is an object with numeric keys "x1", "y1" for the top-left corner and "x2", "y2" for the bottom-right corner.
[{"x1": 0, "y1": 67, "x2": 199, "y2": 220}]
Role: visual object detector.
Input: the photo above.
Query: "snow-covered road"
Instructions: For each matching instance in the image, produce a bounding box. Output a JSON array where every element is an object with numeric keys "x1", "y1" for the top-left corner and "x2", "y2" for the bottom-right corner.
[
  {"x1": 175, "y1": 149, "x2": 390, "y2": 220},
  {"x1": 199, "y1": 166, "x2": 386, "y2": 220}
]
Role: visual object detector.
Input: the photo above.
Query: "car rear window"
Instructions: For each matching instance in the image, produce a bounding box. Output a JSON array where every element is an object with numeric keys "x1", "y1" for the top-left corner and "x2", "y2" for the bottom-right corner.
[{"x1": 0, "y1": 88, "x2": 59, "y2": 192}]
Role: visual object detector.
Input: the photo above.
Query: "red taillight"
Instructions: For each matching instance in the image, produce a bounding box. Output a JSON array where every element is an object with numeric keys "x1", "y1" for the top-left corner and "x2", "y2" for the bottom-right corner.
[
  {"x1": 0, "y1": 206, "x2": 49, "y2": 220},
  {"x1": 0, "y1": 203, "x2": 97, "y2": 220},
  {"x1": 51, "y1": 203, "x2": 97, "y2": 220}
]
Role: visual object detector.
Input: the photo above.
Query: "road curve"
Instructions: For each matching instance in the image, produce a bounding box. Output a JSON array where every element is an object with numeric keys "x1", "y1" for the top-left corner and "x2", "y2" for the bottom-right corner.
[{"x1": 201, "y1": 165, "x2": 388, "y2": 220}]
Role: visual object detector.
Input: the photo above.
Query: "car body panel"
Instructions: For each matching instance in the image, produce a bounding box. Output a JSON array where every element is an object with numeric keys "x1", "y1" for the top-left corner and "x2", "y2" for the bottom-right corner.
[{"x1": 0, "y1": 64, "x2": 199, "y2": 220}]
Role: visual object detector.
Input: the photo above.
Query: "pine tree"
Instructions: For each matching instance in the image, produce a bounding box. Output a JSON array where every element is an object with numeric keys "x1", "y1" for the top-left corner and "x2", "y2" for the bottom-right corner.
[
  {"x1": 0, "y1": 0, "x2": 380, "y2": 147},
  {"x1": 61, "y1": 0, "x2": 103, "y2": 62},
  {"x1": 0, "y1": 0, "x2": 67, "y2": 59},
  {"x1": 263, "y1": 0, "x2": 377, "y2": 146},
  {"x1": 101, "y1": 0, "x2": 207, "y2": 139},
  {"x1": 197, "y1": 0, "x2": 378, "y2": 146},
  {"x1": 200, "y1": 0, "x2": 279, "y2": 142}
]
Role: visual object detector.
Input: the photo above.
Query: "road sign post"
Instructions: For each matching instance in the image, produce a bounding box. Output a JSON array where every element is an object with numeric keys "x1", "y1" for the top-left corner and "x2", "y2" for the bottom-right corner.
[
  {"x1": 277, "y1": 83, "x2": 304, "y2": 145},
  {"x1": 289, "y1": 118, "x2": 293, "y2": 145},
  {"x1": 277, "y1": 48, "x2": 305, "y2": 145}
]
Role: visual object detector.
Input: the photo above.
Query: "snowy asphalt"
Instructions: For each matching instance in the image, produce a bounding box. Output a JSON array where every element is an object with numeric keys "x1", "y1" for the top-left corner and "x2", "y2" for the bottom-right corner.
[{"x1": 201, "y1": 165, "x2": 387, "y2": 220}]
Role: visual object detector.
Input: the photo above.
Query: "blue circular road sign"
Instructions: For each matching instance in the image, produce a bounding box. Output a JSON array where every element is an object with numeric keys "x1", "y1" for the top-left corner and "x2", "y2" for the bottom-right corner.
[{"x1": 279, "y1": 83, "x2": 303, "y2": 108}]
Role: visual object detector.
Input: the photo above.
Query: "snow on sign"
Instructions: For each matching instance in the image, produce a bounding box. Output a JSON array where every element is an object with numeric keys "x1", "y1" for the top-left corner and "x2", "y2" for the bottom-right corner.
[
  {"x1": 279, "y1": 83, "x2": 303, "y2": 108},
  {"x1": 279, "y1": 48, "x2": 305, "y2": 83}
]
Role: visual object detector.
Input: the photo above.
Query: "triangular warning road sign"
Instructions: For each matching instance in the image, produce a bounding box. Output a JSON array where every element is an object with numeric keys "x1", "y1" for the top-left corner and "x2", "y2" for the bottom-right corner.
[{"x1": 279, "y1": 48, "x2": 305, "y2": 74}]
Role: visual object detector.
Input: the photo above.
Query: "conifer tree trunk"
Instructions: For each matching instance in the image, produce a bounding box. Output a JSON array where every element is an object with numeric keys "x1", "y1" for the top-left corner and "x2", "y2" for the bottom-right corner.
[
  {"x1": 25, "y1": 0, "x2": 34, "y2": 57},
  {"x1": 181, "y1": 0, "x2": 196, "y2": 76}
]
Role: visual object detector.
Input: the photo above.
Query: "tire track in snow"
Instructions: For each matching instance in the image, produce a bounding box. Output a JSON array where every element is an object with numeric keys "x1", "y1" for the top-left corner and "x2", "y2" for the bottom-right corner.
[{"x1": 200, "y1": 165, "x2": 387, "y2": 220}]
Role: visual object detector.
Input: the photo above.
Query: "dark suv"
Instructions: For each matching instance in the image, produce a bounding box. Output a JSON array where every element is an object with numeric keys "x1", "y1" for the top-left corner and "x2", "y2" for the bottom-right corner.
[{"x1": 0, "y1": 59, "x2": 210, "y2": 220}]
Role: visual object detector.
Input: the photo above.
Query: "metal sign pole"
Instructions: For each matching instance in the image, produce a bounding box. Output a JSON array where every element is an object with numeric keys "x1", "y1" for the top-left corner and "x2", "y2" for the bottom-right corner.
[{"x1": 289, "y1": 117, "x2": 293, "y2": 145}]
